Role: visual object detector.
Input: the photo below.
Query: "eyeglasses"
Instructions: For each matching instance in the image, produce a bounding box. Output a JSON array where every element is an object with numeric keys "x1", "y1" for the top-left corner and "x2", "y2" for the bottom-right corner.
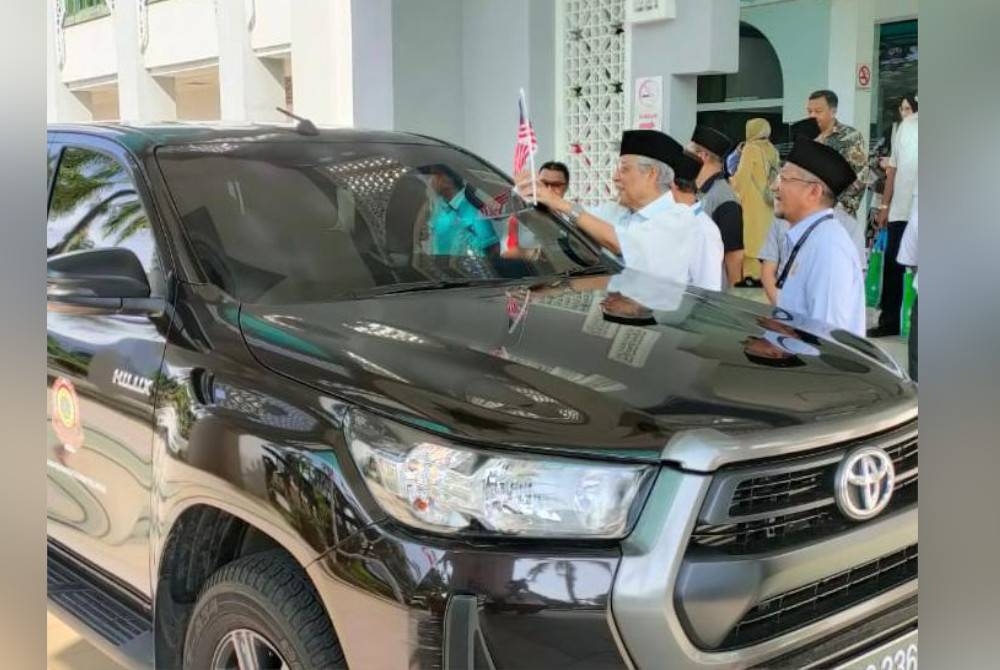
[
  {"x1": 775, "y1": 172, "x2": 821, "y2": 186},
  {"x1": 540, "y1": 179, "x2": 568, "y2": 189}
]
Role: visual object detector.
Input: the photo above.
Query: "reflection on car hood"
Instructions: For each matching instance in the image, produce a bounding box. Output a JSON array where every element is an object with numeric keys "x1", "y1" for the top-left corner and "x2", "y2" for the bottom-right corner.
[{"x1": 239, "y1": 270, "x2": 915, "y2": 463}]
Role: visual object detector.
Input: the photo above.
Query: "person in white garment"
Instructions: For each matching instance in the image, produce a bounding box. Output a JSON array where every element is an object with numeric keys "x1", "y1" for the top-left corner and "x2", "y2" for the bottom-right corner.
[
  {"x1": 769, "y1": 137, "x2": 866, "y2": 336},
  {"x1": 515, "y1": 129, "x2": 695, "y2": 284},
  {"x1": 896, "y1": 199, "x2": 918, "y2": 380},
  {"x1": 664, "y1": 146, "x2": 725, "y2": 290}
]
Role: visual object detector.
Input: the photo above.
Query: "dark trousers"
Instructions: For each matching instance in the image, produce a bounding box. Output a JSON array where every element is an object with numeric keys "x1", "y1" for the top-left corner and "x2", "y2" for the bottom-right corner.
[
  {"x1": 877, "y1": 220, "x2": 909, "y2": 330},
  {"x1": 908, "y1": 296, "x2": 918, "y2": 382}
]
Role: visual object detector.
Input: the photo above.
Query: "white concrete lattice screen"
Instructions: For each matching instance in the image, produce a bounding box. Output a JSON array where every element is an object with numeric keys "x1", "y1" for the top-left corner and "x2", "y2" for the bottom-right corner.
[{"x1": 562, "y1": 0, "x2": 626, "y2": 208}]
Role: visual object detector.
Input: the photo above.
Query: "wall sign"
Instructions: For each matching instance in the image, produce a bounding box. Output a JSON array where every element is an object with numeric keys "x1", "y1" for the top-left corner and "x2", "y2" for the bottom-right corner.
[
  {"x1": 632, "y1": 76, "x2": 663, "y2": 130},
  {"x1": 625, "y1": 0, "x2": 675, "y2": 24},
  {"x1": 856, "y1": 62, "x2": 872, "y2": 90}
]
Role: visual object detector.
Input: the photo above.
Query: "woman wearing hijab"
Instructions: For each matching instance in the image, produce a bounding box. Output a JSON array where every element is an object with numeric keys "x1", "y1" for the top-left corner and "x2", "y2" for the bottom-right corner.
[{"x1": 731, "y1": 118, "x2": 781, "y2": 286}]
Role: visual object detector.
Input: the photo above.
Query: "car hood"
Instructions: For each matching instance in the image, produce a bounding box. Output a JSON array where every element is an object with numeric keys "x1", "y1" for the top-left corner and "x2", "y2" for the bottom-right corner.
[{"x1": 239, "y1": 270, "x2": 916, "y2": 467}]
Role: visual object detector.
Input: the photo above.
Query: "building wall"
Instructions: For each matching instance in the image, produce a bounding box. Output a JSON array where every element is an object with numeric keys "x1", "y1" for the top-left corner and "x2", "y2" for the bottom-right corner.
[
  {"x1": 61, "y1": 15, "x2": 117, "y2": 84},
  {"x1": 461, "y1": 0, "x2": 533, "y2": 169},
  {"x1": 872, "y1": 0, "x2": 918, "y2": 22},
  {"x1": 390, "y1": 0, "x2": 465, "y2": 143},
  {"x1": 251, "y1": 0, "x2": 292, "y2": 52},
  {"x1": 390, "y1": 0, "x2": 556, "y2": 171},
  {"x1": 741, "y1": 0, "x2": 831, "y2": 123},
  {"x1": 175, "y1": 85, "x2": 221, "y2": 120},
  {"x1": 350, "y1": 0, "x2": 394, "y2": 130},
  {"x1": 144, "y1": 0, "x2": 219, "y2": 70},
  {"x1": 630, "y1": 0, "x2": 740, "y2": 139},
  {"x1": 88, "y1": 86, "x2": 119, "y2": 120},
  {"x1": 528, "y1": 0, "x2": 557, "y2": 164}
]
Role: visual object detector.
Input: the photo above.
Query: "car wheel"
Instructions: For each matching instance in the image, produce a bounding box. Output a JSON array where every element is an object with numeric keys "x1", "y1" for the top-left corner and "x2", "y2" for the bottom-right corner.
[{"x1": 183, "y1": 549, "x2": 346, "y2": 669}]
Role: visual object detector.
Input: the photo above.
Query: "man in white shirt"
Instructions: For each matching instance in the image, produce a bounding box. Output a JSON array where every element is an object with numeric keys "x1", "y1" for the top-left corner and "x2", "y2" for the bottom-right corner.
[
  {"x1": 869, "y1": 93, "x2": 918, "y2": 337},
  {"x1": 665, "y1": 147, "x2": 724, "y2": 290},
  {"x1": 516, "y1": 130, "x2": 695, "y2": 284},
  {"x1": 770, "y1": 137, "x2": 866, "y2": 336},
  {"x1": 896, "y1": 199, "x2": 918, "y2": 380}
]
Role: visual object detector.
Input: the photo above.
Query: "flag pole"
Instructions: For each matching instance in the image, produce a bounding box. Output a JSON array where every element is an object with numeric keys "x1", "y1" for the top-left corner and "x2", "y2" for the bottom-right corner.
[{"x1": 520, "y1": 88, "x2": 537, "y2": 205}]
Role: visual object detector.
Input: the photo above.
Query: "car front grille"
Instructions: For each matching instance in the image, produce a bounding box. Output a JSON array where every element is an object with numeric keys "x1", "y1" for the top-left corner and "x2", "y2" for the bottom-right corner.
[
  {"x1": 719, "y1": 545, "x2": 918, "y2": 650},
  {"x1": 690, "y1": 422, "x2": 917, "y2": 555}
]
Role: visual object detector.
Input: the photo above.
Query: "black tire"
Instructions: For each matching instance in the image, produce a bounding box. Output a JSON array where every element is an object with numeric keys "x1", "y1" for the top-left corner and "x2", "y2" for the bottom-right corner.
[{"x1": 183, "y1": 549, "x2": 347, "y2": 669}]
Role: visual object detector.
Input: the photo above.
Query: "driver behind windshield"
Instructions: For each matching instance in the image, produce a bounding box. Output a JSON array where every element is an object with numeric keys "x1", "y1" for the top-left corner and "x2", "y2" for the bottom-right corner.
[{"x1": 421, "y1": 164, "x2": 500, "y2": 258}]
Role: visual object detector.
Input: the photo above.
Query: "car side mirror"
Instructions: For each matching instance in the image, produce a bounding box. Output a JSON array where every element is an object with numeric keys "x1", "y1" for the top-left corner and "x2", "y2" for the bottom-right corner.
[{"x1": 47, "y1": 247, "x2": 157, "y2": 315}]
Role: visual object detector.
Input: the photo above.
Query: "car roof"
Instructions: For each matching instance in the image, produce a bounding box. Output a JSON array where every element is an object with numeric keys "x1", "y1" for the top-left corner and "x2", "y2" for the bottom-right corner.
[{"x1": 47, "y1": 121, "x2": 446, "y2": 156}]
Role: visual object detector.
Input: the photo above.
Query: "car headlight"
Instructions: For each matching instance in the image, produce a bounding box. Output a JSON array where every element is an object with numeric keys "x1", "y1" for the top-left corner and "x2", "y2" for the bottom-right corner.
[{"x1": 346, "y1": 409, "x2": 654, "y2": 539}]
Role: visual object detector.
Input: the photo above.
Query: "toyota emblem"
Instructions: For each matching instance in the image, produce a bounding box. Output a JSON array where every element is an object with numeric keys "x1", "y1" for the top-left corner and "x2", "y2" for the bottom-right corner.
[{"x1": 835, "y1": 447, "x2": 896, "y2": 521}]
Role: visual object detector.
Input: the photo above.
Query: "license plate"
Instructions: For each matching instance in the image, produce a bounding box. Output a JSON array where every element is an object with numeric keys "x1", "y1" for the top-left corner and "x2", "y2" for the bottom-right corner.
[{"x1": 834, "y1": 630, "x2": 918, "y2": 670}]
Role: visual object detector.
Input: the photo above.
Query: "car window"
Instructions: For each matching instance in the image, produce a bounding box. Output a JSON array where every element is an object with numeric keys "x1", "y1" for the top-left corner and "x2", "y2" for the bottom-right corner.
[
  {"x1": 47, "y1": 143, "x2": 60, "y2": 194},
  {"x1": 47, "y1": 146, "x2": 167, "y2": 296},
  {"x1": 156, "y1": 141, "x2": 609, "y2": 304}
]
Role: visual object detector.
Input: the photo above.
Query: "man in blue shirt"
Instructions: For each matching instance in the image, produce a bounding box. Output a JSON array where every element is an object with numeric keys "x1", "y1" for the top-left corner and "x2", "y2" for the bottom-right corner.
[
  {"x1": 423, "y1": 164, "x2": 499, "y2": 257},
  {"x1": 770, "y1": 138, "x2": 865, "y2": 336}
]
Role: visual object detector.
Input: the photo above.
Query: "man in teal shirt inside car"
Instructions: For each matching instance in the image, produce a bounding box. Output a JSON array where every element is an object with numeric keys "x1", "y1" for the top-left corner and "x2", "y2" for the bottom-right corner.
[{"x1": 423, "y1": 164, "x2": 499, "y2": 257}]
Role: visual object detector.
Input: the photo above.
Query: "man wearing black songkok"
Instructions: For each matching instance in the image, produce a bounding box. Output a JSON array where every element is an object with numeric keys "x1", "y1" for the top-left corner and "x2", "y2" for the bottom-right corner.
[
  {"x1": 688, "y1": 125, "x2": 744, "y2": 287},
  {"x1": 770, "y1": 137, "x2": 866, "y2": 336}
]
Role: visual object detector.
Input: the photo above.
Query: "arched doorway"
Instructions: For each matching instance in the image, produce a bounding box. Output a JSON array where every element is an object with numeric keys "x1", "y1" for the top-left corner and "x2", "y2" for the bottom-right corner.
[{"x1": 696, "y1": 22, "x2": 787, "y2": 155}]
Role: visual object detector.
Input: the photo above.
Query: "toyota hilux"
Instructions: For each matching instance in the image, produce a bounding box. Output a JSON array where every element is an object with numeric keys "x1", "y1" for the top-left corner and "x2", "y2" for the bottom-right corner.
[{"x1": 46, "y1": 122, "x2": 917, "y2": 669}]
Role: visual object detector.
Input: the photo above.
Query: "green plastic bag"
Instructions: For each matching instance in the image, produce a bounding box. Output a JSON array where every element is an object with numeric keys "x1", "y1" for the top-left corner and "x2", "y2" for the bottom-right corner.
[
  {"x1": 865, "y1": 229, "x2": 887, "y2": 308},
  {"x1": 900, "y1": 268, "x2": 916, "y2": 339}
]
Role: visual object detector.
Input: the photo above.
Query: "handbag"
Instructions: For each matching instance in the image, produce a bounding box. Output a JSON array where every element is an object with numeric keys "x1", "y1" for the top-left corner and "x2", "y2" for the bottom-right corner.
[
  {"x1": 900, "y1": 268, "x2": 916, "y2": 338},
  {"x1": 865, "y1": 228, "x2": 887, "y2": 308}
]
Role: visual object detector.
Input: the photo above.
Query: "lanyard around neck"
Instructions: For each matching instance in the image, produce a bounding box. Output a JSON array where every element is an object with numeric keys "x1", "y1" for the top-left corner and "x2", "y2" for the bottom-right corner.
[{"x1": 776, "y1": 213, "x2": 833, "y2": 289}]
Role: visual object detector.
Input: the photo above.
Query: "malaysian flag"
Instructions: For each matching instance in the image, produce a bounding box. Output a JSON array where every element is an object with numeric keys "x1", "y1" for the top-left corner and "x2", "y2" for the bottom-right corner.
[
  {"x1": 513, "y1": 90, "x2": 538, "y2": 176},
  {"x1": 506, "y1": 89, "x2": 537, "y2": 251}
]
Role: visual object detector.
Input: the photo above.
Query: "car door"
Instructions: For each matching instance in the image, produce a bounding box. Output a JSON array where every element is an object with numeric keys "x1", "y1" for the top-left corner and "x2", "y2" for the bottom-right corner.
[{"x1": 46, "y1": 137, "x2": 172, "y2": 598}]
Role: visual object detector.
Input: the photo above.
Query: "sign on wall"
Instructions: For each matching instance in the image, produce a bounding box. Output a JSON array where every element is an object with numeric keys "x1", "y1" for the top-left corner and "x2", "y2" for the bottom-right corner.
[
  {"x1": 632, "y1": 76, "x2": 663, "y2": 130},
  {"x1": 856, "y1": 62, "x2": 873, "y2": 90},
  {"x1": 625, "y1": 0, "x2": 675, "y2": 24}
]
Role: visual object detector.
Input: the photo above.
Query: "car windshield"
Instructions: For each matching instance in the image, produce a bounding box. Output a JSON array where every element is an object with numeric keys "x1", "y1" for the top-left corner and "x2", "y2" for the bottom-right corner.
[{"x1": 156, "y1": 140, "x2": 612, "y2": 304}]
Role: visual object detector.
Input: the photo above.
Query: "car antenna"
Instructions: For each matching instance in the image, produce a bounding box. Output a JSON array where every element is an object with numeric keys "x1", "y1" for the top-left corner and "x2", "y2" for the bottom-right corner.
[{"x1": 275, "y1": 107, "x2": 319, "y2": 136}]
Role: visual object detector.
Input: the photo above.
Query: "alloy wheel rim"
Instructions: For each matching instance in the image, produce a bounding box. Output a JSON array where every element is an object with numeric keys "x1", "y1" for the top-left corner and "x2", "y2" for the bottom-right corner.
[{"x1": 211, "y1": 628, "x2": 289, "y2": 670}]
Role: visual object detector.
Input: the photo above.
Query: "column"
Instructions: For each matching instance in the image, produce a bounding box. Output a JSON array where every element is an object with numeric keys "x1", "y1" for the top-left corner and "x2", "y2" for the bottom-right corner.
[
  {"x1": 291, "y1": 0, "x2": 394, "y2": 128},
  {"x1": 112, "y1": 0, "x2": 176, "y2": 121},
  {"x1": 627, "y1": 0, "x2": 740, "y2": 139},
  {"x1": 290, "y1": 0, "x2": 354, "y2": 126},
  {"x1": 46, "y1": 0, "x2": 91, "y2": 122},
  {"x1": 350, "y1": 0, "x2": 394, "y2": 130},
  {"x1": 216, "y1": 0, "x2": 285, "y2": 122}
]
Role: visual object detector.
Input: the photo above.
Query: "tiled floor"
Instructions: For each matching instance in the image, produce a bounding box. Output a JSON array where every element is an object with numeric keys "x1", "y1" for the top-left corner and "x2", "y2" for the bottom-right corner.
[{"x1": 47, "y1": 612, "x2": 125, "y2": 670}]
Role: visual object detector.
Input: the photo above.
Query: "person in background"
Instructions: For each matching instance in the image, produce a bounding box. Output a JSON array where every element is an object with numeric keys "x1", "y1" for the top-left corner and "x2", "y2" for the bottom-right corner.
[
  {"x1": 865, "y1": 124, "x2": 896, "y2": 248},
  {"x1": 731, "y1": 118, "x2": 781, "y2": 287},
  {"x1": 537, "y1": 161, "x2": 570, "y2": 199},
  {"x1": 422, "y1": 164, "x2": 499, "y2": 257},
  {"x1": 666, "y1": 147, "x2": 724, "y2": 290},
  {"x1": 758, "y1": 216, "x2": 789, "y2": 305},
  {"x1": 770, "y1": 137, "x2": 865, "y2": 335},
  {"x1": 896, "y1": 199, "x2": 918, "y2": 380},
  {"x1": 806, "y1": 90, "x2": 867, "y2": 264},
  {"x1": 688, "y1": 125, "x2": 744, "y2": 286},
  {"x1": 515, "y1": 129, "x2": 695, "y2": 283},
  {"x1": 869, "y1": 92, "x2": 918, "y2": 338},
  {"x1": 502, "y1": 162, "x2": 570, "y2": 260}
]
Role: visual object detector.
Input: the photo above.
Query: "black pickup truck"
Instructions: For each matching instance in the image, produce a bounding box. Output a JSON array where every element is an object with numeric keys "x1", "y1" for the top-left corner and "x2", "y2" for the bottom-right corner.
[{"x1": 46, "y1": 123, "x2": 917, "y2": 670}]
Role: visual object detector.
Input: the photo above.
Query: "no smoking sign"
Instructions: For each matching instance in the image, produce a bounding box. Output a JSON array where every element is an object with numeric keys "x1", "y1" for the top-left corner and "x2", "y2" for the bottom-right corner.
[{"x1": 856, "y1": 63, "x2": 872, "y2": 90}]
